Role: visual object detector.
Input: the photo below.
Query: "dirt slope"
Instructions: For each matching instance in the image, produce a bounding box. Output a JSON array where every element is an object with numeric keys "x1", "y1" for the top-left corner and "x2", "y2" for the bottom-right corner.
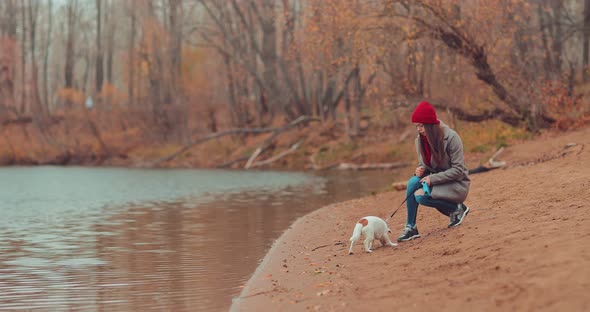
[{"x1": 231, "y1": 126, "x2": 590, "y2": 312}]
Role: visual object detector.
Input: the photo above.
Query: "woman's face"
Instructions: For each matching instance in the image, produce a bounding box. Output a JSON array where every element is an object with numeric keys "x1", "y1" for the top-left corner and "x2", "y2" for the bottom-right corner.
[{"x1": 414, "y1": 123, "x2": 426, "y2": 136}]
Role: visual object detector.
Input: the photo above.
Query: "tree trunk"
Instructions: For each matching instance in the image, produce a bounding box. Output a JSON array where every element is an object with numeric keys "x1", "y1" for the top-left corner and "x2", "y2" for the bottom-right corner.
[
  {"x1": 64, "y1": 0, "x2": 76, "y2": 91},
  {"x1": 127, "y1": 1, "x2": 136, "y2": 107},
  {"x1": 168, "y1": 0, "x2": 182, "y2": 88},
  {"x1": 43, "y1": 0, "x2": 53, "y2": 112},
  {"x1": 105, "y1": 0, "x2": 114, "y2": 85},
  {"x1": 430, "y1": 26, "x2": 554, "y2": 129},
  {"x1": 95, "y1": 0, "x2": 104, "y2": 98},
  {"x1": 278, "y1": 0, "x2": 307, "y2": 116},
  {"x1": 27, "y1": 0, "x2": 43, "y2": 115},
  {"x1": 418, "y1": 46, "x2": 428, "y2": 95},
  {"x1": 1, "y1": 0, "x2": 18, "y2": 36},
  {"x1": 82, "y1": 49, "x2": 90, "y2": 92},
  {"x1": 102, "y1": 0, "x2": 115, "y2": 109},
  {"x1": 584, "y1": 0, "x2": 590, "y2": 81},
  {"x1": 538, "y1": 3, "x2": 552, "y2": 80},
  {"x1": 0, "y1": 0, "x2": 17, "y2": 114},
  {"x1": 351, "y1": 67, "x2": 361, "y2": 136},
  {"x1": 551, "y1": 1, "x2": 563, "y2": 75},
  {"x1": 20, "y1": 0, "x2": 26, "y2": 114},
  {"x1": 314, "y1": 70, "x2": 323, "y2": 118},
  {"x1": 145, "y1": 0, "x2": 169, "y2": 136},
  {"x1": 258, "y1": 1, "x2": 291, "y2": 118},
  {"x1": 223, "y1": 55, "x2": 242, "y2": 127},
  {"x1": 406, "y1": 42, "x2": 417, "y2": 93}
]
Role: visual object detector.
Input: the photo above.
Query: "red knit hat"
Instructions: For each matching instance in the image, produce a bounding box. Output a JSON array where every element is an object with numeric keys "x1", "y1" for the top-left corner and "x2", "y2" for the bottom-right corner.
[{"x1": 411, "y1": 101, "x2": 440, "y2": 124}]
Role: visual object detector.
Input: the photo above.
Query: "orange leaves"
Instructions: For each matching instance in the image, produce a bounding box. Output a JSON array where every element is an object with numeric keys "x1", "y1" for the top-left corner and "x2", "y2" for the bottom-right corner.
[
  {"x1": 541, "y1": 81, "x2": 577, "y2": 112},
  {"x1": 97, "y1": 83, "x2": 126, "y2": 108},
  {"x1": 541, "y1": 80, "x2": 582, "y2": 123},
  {"x1": 57, "y1": 88, "x2": 85, "y2": 107},
  {"x1": 301, "y1": 0, "x2": 384, "y2": 72}
]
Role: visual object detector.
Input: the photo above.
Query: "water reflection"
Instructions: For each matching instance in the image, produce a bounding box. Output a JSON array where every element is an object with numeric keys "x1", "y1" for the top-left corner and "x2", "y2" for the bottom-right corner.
[{"x1": 0, "y1": 168, "x2": 397, "y2": 311}]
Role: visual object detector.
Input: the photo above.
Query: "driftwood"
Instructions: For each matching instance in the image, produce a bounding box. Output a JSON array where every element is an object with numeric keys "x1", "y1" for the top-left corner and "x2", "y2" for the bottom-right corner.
[
  {"x1": 337, "y1": 162, "x2": 409, "y2": 170},
  {"x1": 151, "y1": 115, "x2": 318, "y2": 166},
  {"x1": 314, "y1": 161, "x2": 408, "y2": 171},
  {"x1": 467, "y1": 147, "x2": 506, "y2": 174},
  {"x1": 244, "y1": 116, "x2": 315, "y2": 168},
  {"x1": 309, "y1": 150, "x2": 407, "y2": 171},
  {"x1": 218, "y1": 139, "x2": 304, "y2": 169},
  {"x1": 248, "y1": 140, "x2": 304, "y2": 168}
]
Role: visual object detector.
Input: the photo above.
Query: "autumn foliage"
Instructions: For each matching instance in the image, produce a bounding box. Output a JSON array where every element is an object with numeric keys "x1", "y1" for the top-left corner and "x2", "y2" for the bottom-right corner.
[{"x1": 0, "y1": 0, "x2": 588, "y2": 167}]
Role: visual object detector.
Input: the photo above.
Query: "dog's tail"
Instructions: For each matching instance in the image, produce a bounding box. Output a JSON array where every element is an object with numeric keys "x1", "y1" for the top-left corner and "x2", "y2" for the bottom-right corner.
[
  {"x1": 350, "y1": 222, "x2": 363, "y2": 243},
  {"x1": 348, "y1": 221, "x2": 363, "y2": 254}
]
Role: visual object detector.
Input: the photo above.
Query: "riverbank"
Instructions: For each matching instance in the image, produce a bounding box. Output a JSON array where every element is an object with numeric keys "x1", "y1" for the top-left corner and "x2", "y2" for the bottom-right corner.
[
  {"x1": 230, "y1": 125, "x2": 590, "y2": 312},
  {"x1": 0, "y1": 110, "x2": 535, "y2": 171}
]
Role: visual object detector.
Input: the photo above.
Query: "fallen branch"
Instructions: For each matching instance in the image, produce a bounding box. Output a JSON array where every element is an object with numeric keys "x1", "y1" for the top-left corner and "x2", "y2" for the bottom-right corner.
[
  {"x1": 468, "y1": 147, "x2": 506, "y2": 174},
  {"x1": 488, "y1": 146, "x2": 506, "y2": 167},
  {"x1": 151, "y1": 115, "x2": 319, "y2": 166},
  {"x1": 337, "y1": 162, "x2": 409, "y2": 170},
  {"x1": 249, "y1": 140, "x2": 304, "y2": 168},
  {"x1": 245, "y1": 116, "x2": 315, "y2": 169},
  {"x1": 244, "y1": 129, "x2": 282, "y2": 169}
]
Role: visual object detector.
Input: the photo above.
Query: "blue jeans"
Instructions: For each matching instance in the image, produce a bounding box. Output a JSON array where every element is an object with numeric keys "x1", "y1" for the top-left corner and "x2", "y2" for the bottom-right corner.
[{"x1": 405, "y1": 176, "x2": 459, "y2": 227}]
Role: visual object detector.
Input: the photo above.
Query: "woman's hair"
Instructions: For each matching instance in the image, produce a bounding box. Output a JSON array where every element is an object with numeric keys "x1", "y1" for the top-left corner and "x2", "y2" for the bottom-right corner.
[{"x1": 423, "y1": 124, "x2": 445, "y2": 165}]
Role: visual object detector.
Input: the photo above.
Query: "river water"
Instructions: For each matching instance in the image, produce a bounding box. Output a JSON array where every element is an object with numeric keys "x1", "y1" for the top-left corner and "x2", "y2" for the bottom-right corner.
[{"x1": 0, "y1": 166, "x2": 398, "y2": 311}]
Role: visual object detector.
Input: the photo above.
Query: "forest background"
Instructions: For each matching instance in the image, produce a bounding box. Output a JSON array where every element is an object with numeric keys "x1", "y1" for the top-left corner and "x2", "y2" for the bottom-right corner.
[{"x1": 0, "y1": 0, "x2": 589, "y2": 170}]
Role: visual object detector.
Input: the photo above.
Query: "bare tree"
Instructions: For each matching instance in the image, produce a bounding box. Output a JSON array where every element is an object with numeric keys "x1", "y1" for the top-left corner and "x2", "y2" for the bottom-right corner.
[
  {"x1": 95, "y1": 0, "x2": 104, "y2": 97},
  {"x1": 42, "y1": 0, "x2": 53, "y2": 112},
  {"x1": 64, "y1": 0, "x2": 78, "y2": 91},
  {"x1": 27, "y1": 0, "x2": 44, "y2": 115},
  {"x1": 105, "y1": 0, "x2": 115, "y2": 85},
  {"x1": 127, "y1": 1, "x2": 136, "y2": 108},
  {"x1": 0, "y1": 1, "x2": 14, "y2": 35},
  {"x1": 0, "y1": 0, "x2": 18, "y2": 115},
  {"x1": 19, "y1": 0, "x2": 26, "y2": 114},
  {"x1": 384, "y1": 0, "x2": 556, "y2": 129},
  {"x1": 584, "y1": 0, "x2": 590, "y2": 81},
  {"x1": 168, "y1": 0, "x2": 182, "y2": 94}
]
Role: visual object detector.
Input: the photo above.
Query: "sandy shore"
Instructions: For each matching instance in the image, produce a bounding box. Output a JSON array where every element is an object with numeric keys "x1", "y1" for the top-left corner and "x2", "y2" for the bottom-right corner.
[{"x1": 230, "y1": 126, "x2": 590, "y2": 312}]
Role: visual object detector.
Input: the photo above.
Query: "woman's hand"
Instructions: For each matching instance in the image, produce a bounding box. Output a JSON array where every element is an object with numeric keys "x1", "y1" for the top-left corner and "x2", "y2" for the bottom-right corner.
[
  {"x1": 420, "y1": 176, "x2": 431, "y2": 186},
  {"x1": 415, "y1": 166, "x2": 425, "y2": 177}
]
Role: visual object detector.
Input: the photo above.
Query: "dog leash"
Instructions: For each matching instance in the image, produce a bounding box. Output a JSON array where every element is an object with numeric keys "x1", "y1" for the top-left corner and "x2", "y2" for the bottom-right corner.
[
  {"x1": 385, "y1": 181, "x2": 429, "y2": 223},
  {"x1": 384, "y1": 195, "x2": 408, "y2": 223}
]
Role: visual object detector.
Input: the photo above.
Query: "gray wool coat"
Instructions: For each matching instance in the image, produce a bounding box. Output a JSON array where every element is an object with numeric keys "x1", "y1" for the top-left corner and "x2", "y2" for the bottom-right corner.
[{"x1": 415, "y1": 121, "x2": 470, "y2": 204}]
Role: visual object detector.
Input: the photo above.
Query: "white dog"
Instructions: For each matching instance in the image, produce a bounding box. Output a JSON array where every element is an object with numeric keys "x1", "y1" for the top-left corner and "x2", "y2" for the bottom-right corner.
[{"x1": 348, "y1": 216, "x2": 397, "y2": 254}]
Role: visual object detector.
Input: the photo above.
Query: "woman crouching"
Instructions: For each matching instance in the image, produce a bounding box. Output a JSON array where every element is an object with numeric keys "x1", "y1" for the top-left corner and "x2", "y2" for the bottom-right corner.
[{"x1": 398, "y1": 101, "x2": 471, "y2": 242}]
